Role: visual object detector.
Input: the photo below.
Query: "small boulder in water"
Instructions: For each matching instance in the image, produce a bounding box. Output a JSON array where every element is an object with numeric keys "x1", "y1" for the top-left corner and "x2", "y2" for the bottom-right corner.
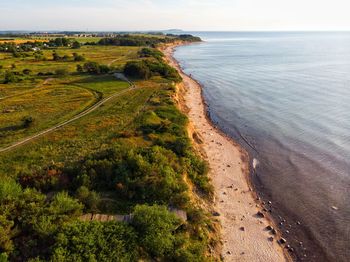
[
  {"x1": 256, "y1": 211, "x2": 265, "y2": 218},
  {"x1": 279, "y1": 238, "x2": 287, "y2": 244},
  {"x1": 331, "y1": 206, "x2": 338, "y2": 210}
]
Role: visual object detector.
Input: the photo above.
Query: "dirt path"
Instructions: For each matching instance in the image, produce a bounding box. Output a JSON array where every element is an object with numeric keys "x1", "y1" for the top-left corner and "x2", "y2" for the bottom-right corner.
[
  {"x1": 0, "y1": 76, "x2": 135, "y2": 153},
  {"x1": 163, "y1": 44, "x2": 290, "y2": 262}
]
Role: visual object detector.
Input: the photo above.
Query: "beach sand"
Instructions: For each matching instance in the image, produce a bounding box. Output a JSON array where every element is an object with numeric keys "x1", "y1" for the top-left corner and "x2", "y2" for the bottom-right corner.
[{"x1": 162, "y1": 43, "x2": 290, "y2": 262}]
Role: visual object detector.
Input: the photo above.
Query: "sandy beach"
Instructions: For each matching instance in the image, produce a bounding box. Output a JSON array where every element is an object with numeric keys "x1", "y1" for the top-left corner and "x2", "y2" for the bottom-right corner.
[{"x1": 162, "y1": 43, "x2": 290, "y2": 261}]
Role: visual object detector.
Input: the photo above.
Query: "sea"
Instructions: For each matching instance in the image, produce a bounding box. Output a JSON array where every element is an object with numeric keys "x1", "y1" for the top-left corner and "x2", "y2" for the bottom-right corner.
[{"x1": 173, "y1": 32, "x2": 350, "y2": 261}]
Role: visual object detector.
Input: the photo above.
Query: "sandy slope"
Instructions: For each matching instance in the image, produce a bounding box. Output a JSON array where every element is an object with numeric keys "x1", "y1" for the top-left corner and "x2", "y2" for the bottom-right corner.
[{"x1": 163, "y1": 43, "x2": 290, "y2": 262}]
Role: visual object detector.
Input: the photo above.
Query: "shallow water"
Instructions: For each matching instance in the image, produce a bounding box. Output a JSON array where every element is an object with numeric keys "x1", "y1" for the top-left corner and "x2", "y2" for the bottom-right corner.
[{"x1": 174, "y1": 32, "x2": 350, "y2": 261}]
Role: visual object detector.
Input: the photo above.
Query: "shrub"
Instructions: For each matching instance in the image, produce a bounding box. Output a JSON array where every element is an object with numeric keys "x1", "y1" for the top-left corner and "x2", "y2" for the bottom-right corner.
[
  {"x1": 55, "y1": 68, "x2": 68, "y2": 76},
  {"x1": 22, "y1": 69, "x2": 31, "y2": 75},
  {"x1": 73, "y1": 53, "x2": 85, "y2": 62},
  {"x1": 3, "y1": 71, "x2": 19, "y2": 84},
  {"x1": 21, "y1": 116, "x2": 33, "y2": 128}
]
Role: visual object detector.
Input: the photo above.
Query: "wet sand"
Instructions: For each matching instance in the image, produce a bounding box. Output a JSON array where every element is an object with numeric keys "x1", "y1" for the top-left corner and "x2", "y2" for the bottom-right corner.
[{"x1": 162, "y1": 42, "x2": 291, "y2": 261}]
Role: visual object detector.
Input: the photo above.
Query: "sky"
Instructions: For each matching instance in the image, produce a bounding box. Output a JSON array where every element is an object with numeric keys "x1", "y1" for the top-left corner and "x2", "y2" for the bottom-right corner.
[{"x1": 1, "y1": 0, "x2": 350, "y2": 31}]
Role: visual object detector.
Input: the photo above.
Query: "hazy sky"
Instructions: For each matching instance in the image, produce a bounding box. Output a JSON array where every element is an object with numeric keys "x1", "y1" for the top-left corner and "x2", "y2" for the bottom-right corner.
[{"x1": 1, "y1": 0, "x2": 350, "y2": 31}]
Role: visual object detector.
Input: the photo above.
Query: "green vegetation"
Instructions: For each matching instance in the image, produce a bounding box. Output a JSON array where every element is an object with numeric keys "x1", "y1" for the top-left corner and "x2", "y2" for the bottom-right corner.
[{"x1": 0, "y1": 34, "x2": 217, "y2": 261}]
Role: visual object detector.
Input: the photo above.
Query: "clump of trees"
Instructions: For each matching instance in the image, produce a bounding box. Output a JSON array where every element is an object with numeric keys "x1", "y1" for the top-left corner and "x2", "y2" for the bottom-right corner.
[
  {"x1": 0, "y1": 177, "x2": 208, "y2": 261},
  {"x1": 97, "y1": 34, "x2": 201, "y2": 47},
  {"x1": 77, "y1": 62, "x2": 111, "y2": 75},
  {"x1": 139, "y1": 47, "x2": 164, "y2": 60},
  {"x1": 124, "y1": 59, "x2": 181, "y2": 82}
]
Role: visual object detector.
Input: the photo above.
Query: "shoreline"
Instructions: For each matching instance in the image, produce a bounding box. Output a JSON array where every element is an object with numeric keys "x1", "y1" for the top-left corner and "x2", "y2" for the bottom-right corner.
[{"x1": 162, "y1": 42, "x2": 291, "y2": 261}]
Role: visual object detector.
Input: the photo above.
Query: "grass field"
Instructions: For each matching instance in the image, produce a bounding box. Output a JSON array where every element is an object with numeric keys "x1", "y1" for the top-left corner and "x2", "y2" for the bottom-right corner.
[{"x1": 0, "y1": 43, "x2": 162, "y2": 176}]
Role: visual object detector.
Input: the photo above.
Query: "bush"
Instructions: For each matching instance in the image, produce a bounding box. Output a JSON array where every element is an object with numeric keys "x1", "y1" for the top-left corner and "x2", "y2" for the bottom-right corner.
[
  {"x1": 3, "y1": 71, "x2": 19, "y2": 84},
  {"x1": 21, "y1": 116, "x2": 33, "y2": 128},
  {"x1": 22, "y1": 69, "x2": 32, "y2": 75},
  {"x1": 73, "y1": 53, "x2": 85, "y2": 62},
  {"x1": 55, "y1": 68, "x2": 68, "y2": 76}
]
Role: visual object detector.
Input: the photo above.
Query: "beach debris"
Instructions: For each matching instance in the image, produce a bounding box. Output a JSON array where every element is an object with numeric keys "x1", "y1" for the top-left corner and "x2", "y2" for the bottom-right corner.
[
  {"x1": 268, "y1": 201, "x2": 272, "y2": 205},
  {"x1": 286, "y1": 230, "x2": 290, "y2": 234},
  {"x1": 279, "y1": 222, "x2": 284, "y2": 226},
  {"x1": 271, "y1": 229, "x2": 277, "y2": 235},
  {"x1": 212, "y1": 211, "x2": 221, "y2": 217},
  {"x1": 239, "y1": 227, "x2": 245, "y2": 231},
  {"x1": 331, "y1": 206, "x2": 338, "y2": 210},
  {"x1": 223, "y1": 192, "x2": 227, "y2": 195},
  {"x1": 253, "y1": 158, "x2": 259, "y2": 169},
  {"x1": 227, "y1": 164, "x2": 231, "y2": 167},
  {"x1": 227, "y1": 185, "x2": 233, "y2": 189},
  {"x1": 256, "y1": 211, "x2": 265, "y2": 218},
  {"x1": 240, "y1": 252, "x2": 245, "y2": 255},
  {"x1": 299, "y1": 241, "x2": 303, "y2": 246},
  {"x1": 279, "y1": 238, "x2": 287, "y2": 244},
  {"x1": 226, "y1": 251, "x2": 231, "y2": 255},
  {"x1": 297, "y1": 221, "x2": 301, "y2": 225},
  {"x1": 268, "y1": 237, "x2": 274, "y2": 242}
]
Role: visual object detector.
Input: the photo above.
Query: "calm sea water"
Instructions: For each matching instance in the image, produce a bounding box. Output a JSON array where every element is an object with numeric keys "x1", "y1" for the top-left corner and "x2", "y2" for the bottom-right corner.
[{"x1": 174, "y1": 32, "x2": 350, "y2": 261}]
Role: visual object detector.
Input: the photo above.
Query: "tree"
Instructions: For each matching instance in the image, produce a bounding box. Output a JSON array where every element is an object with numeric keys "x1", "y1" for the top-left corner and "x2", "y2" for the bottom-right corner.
[
  {"x1": 72, "y1": 41, "x2": 81, "y2": 49},
  {"x1": 3, "y1": 71, "x2": 18, "y2": 84},
  {"x1": 124, "y1": 61, "x2": 151, "y2": 79},
  {"x1": 131, "y1": 205, "x2": 181, "y2": 258}
]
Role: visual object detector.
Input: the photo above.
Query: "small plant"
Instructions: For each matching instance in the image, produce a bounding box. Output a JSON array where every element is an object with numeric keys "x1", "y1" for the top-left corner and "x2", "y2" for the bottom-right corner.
[
  {"x1": 21, "y1": 116, "x2": 33, "y2": 128},
  {"x1": 55, "y1": 68, "x2": 68, "y2": 76}
]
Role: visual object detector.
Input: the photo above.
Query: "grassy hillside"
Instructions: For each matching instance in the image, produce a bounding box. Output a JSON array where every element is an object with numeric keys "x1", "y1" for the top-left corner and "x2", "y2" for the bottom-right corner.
[{"x1": 0, "y1": 35, "x2": 219, "y2": 261}]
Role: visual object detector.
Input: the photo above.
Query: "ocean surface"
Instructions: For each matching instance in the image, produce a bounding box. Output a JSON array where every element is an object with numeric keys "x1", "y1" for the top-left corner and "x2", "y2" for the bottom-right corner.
[{"x1": 173, "y1": 32, "x2": 350, "y2": 261}]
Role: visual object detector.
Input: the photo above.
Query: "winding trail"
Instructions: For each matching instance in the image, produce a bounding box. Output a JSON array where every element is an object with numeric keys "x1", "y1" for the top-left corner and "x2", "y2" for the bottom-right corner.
[{"x1": 0, "y1": 75, "x2": 135, "y2": 153}]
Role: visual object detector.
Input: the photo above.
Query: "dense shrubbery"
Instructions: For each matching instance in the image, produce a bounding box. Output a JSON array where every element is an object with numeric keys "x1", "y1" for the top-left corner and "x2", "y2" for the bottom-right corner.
[
  {"x1": 124, "y1": 59, "x2": 181, "y2": 82},
  {"x1": 0, "y1": 178, "x2": 208, "y2": 261},
  {"x1": 51, "y1": 221, "x2": 138, "y2": 261}
]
